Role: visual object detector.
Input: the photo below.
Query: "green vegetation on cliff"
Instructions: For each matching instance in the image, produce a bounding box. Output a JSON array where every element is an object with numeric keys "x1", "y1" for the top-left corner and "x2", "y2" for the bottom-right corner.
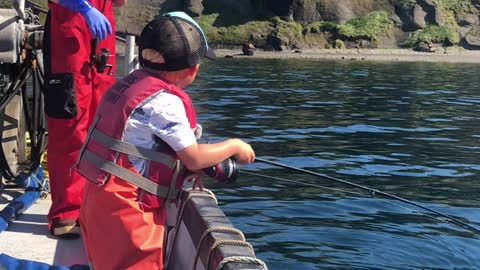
[
  {"x1": 196, "y1": 0, "x2": 480, "y2": 50},
  {"x1": 271, "y1": 16, "x2": 303, "y2": 42},
  {"x1": 303, "y1": 11, "x2": 394, "y2": 48},
  {"x1": 338, "y1": 11, "x2": 394, "y2": 40},
  {"x1": 307, "y1": 22, "x2": 338, "y2": 33},
  {"x1": 199, "y1": 14, "x2": 303, "y2": 48},
  {"x1": 199, "y1": 14, "x2": 271, "y2": 45},
  {"x1": 401, "y1": 25, "x2": 460, "y2": 46},
  {"x1": 201, "y1": 11, "x2": 394, "y2": 49},
  {"x1": 435, "y1": 0, "x2": 478, "y2": 15},
  {"x1": 304, "y1": 11, "x2": 394, "y2": 49},
  {"x1": 401, "y1": 0, "x2": 473, "y2": 47}
]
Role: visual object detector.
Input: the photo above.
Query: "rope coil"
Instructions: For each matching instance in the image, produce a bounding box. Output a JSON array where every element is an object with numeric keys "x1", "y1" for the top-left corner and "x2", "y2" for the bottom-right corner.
[
  {"x1": 165, "y1": 189, "x2": 218, "y2": 269},
  {"x1": 216, "y1": 256, "x2": 269, "y2": 270},
  {"x1": 206, "y1": 240, "x2": 253, "y2": 270},
  {"x1": 192, "y1": 227, "x2": 246, "y2": 270}
]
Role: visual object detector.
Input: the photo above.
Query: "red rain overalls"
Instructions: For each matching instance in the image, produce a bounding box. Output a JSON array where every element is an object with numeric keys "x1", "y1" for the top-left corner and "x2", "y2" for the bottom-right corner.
[
  {"x1": 44, "y1": 0, "x2": 117, "y2": 228},
  {"x1": 77, "y1": 69, "x2": 197, "y2": 269}
]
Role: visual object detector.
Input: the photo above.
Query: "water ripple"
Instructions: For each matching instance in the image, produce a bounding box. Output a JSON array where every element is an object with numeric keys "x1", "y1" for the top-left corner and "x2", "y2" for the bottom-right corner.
[{"x1": 193, "y1": 59, "x2": 480, "y2": 270}]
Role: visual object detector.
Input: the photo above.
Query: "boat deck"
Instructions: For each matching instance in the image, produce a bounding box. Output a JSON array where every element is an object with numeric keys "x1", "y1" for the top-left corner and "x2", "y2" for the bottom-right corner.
[
  {"x1": 0, "y1": 186, "x2": 268, "y2": 270},
  {"x1": 0, "y1": 190, "x2": 88, "y2": 267}
]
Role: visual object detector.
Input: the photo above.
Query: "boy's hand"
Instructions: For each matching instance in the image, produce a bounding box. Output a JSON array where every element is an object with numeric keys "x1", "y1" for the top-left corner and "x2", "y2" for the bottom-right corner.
[
  {"x1": 184, "y1": 172, "x2": 204, "y2": 191},
  {"x1": 232, "y1": 140, "x2": 255, "y2": 164}
]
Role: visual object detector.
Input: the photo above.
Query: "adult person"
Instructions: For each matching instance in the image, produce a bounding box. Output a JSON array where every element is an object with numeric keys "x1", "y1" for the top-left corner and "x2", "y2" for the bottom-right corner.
[
  {"x1": 75, "y1": 12, "x2": 256, "y2": 269},
  {"x1": 43, "y1": 0, "x2": 127, "y2": 238}
]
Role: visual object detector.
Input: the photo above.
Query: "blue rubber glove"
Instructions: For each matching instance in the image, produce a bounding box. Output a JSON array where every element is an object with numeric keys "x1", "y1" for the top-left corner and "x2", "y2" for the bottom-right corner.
[
  {"x1": 82, "y1": 7, "x2": 112, "y2": 40},
  {"x1": 57, "y1": 0, "x2": 112, "y2": 40}
]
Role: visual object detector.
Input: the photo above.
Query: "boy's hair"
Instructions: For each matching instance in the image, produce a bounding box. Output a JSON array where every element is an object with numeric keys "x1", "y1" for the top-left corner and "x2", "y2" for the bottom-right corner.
[{"x1": 138, "y1": 11, "x2": 216, "y2": 71}]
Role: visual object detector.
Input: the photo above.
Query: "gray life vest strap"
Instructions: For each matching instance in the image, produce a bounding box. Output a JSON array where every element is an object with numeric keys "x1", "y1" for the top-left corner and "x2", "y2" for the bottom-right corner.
[
  {"x1": 165, "y1": 160, "x2": 182, "y2": 205},
  {"x1": 141, "y1": 158, "x2": 184, "y2": 206},
  {"x1": 82, "y1": 150, "x2": 179, "y2": 199},
  {"x1": 90, "y1": 129, "x2": 176, "y2": 167}
]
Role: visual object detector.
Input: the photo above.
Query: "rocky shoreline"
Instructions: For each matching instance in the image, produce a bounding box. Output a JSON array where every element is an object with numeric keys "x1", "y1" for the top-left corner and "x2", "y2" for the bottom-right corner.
[
  {"x1": 115, "y1": 40, "x2": 480, "y2": 64},
  {"x1": 213, "y1": 47, "x2": 480, "y2": 63}
]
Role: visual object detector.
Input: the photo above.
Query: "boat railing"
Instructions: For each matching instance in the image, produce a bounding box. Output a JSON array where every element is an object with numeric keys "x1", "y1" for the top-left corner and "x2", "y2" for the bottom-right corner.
[
  {"x1": 166, "y1": 189, "x2": 268, "y2": 270},
  {"x1": 123, "y1": 35, "x2": 140, "y2": 75}
]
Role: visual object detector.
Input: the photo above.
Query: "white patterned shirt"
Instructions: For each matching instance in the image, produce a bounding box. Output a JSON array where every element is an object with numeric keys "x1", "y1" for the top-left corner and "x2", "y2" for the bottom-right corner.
[{"x1": 123, "y1": 90, "x2": 197, "y2": 175}]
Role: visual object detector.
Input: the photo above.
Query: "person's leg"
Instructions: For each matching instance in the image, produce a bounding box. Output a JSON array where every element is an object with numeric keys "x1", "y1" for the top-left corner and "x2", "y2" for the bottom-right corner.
[
  {"x1": 80, "y1": 182, "x2": 94, "y2": 267},
  {"x1": 47, "y1": 65, "x2": 93, "y2": 237},
  {"x1": 82, "y1": 176, "x2": 166, "y2": 270}
]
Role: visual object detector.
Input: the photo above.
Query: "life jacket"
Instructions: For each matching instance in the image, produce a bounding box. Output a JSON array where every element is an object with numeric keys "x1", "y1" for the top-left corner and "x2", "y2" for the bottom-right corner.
[{"x1": 76, "y1": 69, "x2": 197, "y2": 209}]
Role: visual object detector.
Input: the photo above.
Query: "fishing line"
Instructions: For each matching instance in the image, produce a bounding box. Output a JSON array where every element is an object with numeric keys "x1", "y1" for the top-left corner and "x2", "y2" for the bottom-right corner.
[
  {"x1": 242, "y1": 170, "x2": 445, "y2": 228},
  {"x1": 254, "y1": 157, "x2": 480, "y2": 235},
  {"x1": 242, "y1": 170, "x2": 364, "y2": 196}
]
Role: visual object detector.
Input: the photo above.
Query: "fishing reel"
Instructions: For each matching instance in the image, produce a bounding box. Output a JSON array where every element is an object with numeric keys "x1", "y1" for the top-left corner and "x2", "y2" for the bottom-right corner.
[
  {"x1": 93, "y1": 48, "x2": 114, "y2": 76},
  {"x1": 203, "y1": 158, "x2": 239, "y2": 183}
]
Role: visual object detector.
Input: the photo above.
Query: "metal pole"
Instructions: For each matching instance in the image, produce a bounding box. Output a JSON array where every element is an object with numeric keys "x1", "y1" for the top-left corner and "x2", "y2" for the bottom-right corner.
[{"x1": 125, "y1": 35, "x2": 138, "y2": 75}]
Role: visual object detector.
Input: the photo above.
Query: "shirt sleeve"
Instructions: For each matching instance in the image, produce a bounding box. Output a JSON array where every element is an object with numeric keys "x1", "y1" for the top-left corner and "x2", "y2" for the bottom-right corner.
[{"x1": 147, "y1": 91, "x2": 197, "y2": 151}]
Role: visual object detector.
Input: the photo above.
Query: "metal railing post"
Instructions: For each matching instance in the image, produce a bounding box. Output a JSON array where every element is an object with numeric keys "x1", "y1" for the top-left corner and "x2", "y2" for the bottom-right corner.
[{"x1": 124, "y1": 35, "x2": 138, "y2": 75}]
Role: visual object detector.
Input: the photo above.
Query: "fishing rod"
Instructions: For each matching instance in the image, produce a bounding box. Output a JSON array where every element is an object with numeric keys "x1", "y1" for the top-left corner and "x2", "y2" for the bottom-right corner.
[
  {"x1": 253, "y1": 157, "x2": 480, "y2": 235},
  {"x1": 241, "y1": 170, "x2": 447, "y2": 226}
]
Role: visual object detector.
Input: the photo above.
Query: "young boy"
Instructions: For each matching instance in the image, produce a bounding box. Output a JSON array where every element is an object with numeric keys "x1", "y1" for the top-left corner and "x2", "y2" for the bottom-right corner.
[{"x1": 75, "y1": 12, "x2": 255, "y2": 270}]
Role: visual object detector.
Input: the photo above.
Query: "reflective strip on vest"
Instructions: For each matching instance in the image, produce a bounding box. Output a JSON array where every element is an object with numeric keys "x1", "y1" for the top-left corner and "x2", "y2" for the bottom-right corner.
[
  {"x1": 90, "y1": 129, "x2": 176, "y2": 166},
  {"x1": 82, "y1": 150, "x2": 178, "y2": 198}
]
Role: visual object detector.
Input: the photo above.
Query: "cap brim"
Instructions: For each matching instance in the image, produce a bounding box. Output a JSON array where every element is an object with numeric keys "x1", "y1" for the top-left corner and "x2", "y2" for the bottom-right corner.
[{"x1": 205, "y1": 48, "x2": 216, "y2": 60}]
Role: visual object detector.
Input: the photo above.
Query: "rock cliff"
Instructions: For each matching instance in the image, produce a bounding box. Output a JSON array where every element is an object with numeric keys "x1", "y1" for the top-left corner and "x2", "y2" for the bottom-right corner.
[{"x1": 19, "y1": 0, "x2": 480, "y2": 51}]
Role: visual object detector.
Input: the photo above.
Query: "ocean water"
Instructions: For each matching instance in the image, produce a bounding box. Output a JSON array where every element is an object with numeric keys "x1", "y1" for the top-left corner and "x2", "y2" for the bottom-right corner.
[{"x1": 186, "y1": 58, "x2": 480, "y2": 270}]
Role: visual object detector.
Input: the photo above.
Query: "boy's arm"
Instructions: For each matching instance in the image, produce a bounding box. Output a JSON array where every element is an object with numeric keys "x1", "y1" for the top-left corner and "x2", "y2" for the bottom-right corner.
[
  {"x1": 49, "y1": 0, "x2": 112, "y2": 40},
  {"x1": 146, "y1": 92, "x2": 254, "y2": 171},
  {"x1": 176, "y1": 139, "x2": 255, "y2": 172}
]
